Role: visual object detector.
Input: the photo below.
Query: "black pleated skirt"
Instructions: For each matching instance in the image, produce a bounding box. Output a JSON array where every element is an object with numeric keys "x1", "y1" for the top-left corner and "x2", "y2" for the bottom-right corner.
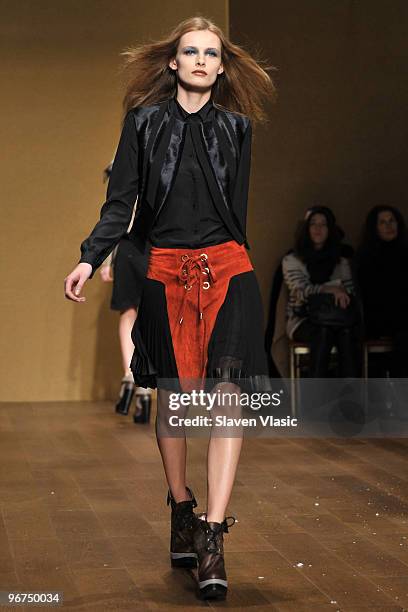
[
  {"x1": 110, "y1": 236, "x2": 146, "y2": 311},
  {"x1": 130, "y1": 268, "x2": 270, "y2": 392}
]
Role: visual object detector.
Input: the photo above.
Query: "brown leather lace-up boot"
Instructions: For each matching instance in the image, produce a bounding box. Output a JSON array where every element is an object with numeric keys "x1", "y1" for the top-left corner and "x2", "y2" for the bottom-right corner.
[
  {"x1": 193, "y1": 513, "x2": 236, "y2": 600},
  {"x1": 167, "y1": 486, "x2": 198, "y2": 568}
]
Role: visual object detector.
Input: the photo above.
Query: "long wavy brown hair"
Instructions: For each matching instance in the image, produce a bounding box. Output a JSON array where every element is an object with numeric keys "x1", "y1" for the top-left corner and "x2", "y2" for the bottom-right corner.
[{"x1": 120, "y1": 16, "x2": 276, "y2": 124}]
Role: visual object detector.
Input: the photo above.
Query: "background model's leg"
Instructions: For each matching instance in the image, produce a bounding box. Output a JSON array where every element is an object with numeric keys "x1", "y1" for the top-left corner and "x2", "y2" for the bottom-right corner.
[{"x1": 119, "y1": 307, "x2": 138, "y2": 376}]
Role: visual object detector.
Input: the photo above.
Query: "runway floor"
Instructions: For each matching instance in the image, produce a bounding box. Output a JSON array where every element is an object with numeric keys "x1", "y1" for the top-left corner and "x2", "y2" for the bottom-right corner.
[{"x1": 0, "y1": 401, "x2": 408, "y2": 611}]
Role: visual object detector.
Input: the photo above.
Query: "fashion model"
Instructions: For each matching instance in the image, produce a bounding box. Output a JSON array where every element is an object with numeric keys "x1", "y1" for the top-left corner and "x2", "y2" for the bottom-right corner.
[{"x1": 64, "y1": 16, "x2": 274, "y2": 601}]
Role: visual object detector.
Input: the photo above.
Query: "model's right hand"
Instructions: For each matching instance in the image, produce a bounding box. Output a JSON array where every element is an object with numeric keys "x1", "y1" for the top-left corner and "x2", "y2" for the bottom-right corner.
[{"x1": 64, "y1": 263, "x2": 93, "y2": 302}]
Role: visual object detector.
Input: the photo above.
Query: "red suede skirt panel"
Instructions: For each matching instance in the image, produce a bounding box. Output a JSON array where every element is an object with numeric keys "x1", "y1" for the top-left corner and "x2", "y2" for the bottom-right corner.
[{"x1": 145, "y1": 241, "x2": 253, "y2": 391}]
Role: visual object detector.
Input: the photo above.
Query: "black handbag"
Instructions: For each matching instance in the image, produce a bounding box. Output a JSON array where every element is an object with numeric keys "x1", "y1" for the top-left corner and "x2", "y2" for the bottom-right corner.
[{"x1": 307, "y1": 292, "x2": 360, "y2": 328}]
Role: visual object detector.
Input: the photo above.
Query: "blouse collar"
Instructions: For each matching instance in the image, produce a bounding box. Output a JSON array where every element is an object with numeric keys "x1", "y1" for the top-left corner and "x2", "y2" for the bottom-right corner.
[{"x1": 170, "y1": 96, "x2": 214, "y2": 122}]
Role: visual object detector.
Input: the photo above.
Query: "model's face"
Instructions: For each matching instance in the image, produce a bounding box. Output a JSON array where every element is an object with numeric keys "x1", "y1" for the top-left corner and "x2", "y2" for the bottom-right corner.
[
  {"x1": 309, "y1": 213, "x2": 329, "y2": 248},
  {"x1": 169, "y1": 30, "x2": 223, "y2": 91},
  {"x1": 377, "y1": 210, "x2": 398, "y2": 241}
]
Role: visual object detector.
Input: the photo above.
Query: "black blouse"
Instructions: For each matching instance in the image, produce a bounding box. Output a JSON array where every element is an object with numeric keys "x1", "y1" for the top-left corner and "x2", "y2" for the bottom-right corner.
[{"x1": 149, "y1": 97, "x2": 233, "y2": 248}]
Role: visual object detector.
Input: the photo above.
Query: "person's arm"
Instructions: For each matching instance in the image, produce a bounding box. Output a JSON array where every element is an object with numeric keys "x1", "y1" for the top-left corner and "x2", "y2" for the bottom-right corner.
[
  {"x1": 336, "y1": 257, "x2": 355, "y2": 294},
  {"x1": 232, "y1": 118, "x2": 252, "y2": 245},
  {"x1": 341, "y1": 258, "x2": 356, "y2": 295},
  {"x1": 78, "y1": 111, "x2": 139, "y2": 278},
  {"x1": 318, "y1": 258, "x2": 353, "y2": 308},
  {"x1": 282, "y1": 254, "x2": 322, "y2": 300}
]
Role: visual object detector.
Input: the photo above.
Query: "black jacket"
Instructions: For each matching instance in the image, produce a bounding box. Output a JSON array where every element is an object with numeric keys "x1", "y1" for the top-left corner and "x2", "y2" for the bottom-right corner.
[{"x1": 79, "y1": 96, "x2": 252, "y2": 278}]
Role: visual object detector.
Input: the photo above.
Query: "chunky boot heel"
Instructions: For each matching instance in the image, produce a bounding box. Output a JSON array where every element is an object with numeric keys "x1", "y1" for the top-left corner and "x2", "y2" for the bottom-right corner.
[
  {"x1": 193, "y1": 513, "x2": 236, "y2": 600},
  {"x1": 200, "y1": 582, "x2": 227, "y2": 600},
  {"x1": 167, "y1": 486, "x2": 198, "y2": 568},
  {"x1": 115, "y1": 376, "x2": 135, "y2": 415}
]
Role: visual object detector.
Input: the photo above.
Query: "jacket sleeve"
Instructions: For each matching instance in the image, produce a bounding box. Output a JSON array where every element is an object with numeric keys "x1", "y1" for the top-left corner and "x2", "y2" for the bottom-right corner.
[
  {"x1": 337, "y1": 257, "x2": 355, "y2": 294},
  {"x1": 78, "y1": 111, "x2": 139, "y2": 278},
  {"x1": 282, "y1": 253, "x2": 323, "y2": 301},
  {"x1": 232, "y1": 119, "x2": 252, "y2": 244}
]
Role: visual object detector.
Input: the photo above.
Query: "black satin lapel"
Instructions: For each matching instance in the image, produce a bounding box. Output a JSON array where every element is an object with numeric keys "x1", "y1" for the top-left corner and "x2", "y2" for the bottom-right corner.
[
  {"x1": 201, "y1": 120, "x2": 237, "y2": 207},
  {"x1": 217, "y1": 113, "x2": 240, "y2": 157},
  {"x1": 144, "y1": 114, "x2": 177, "y2": 210},
  {"x1": 153, "y1": 117, "x2": 186, "y2": 218}
]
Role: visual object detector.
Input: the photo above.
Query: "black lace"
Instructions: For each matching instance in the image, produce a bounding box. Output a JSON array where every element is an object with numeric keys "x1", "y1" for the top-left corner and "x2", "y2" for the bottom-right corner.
[
  {"x1": 204, "y1": 515, "x2": 236, "y2": 553},
  {"x1": 223, "y1": 516, "x2": 236, "y2": 532},
  {"x1": 205, "y1": 525, "x2": 222, "y2": 553}
]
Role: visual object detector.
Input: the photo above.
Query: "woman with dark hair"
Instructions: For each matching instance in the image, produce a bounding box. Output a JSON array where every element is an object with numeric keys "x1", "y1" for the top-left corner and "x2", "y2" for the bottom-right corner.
[
  {"x1": 356, "y1": 205, "x2": 408, "y2": 377},
  {"x1": 64, "y1": 16, "x2": 275, "y2": 600},
  {"x1": 264, "y1": 206, "x2": 355, "y2": 378},
  {"x1": 282, "y1": 206, "x2": 359, "y2": 377}
]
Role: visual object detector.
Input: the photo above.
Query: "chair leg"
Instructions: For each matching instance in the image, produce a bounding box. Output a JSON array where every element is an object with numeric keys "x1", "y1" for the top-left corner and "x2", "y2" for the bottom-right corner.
[
  {"x1": 295, "y1": 352, "x2": 301, "y2": 418},
  {"x1": 290, "y1": 347, "x2": 296, "y2": 418},
  {"x1": 363, "y1": 344, "x2": 370, "y2": 415},
  {"x1": 363, "y1": 344, "x2": 368, "y2": 380}
]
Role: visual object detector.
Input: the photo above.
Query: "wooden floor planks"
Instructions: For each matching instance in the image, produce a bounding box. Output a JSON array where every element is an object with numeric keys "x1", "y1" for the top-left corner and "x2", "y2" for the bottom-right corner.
[{"x1": 0, "y1": 401, "x2": 407, "y2": 611}]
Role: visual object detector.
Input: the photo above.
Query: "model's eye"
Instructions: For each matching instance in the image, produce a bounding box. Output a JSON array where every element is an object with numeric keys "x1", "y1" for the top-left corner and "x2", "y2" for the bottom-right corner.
[
  {"x1": 183, "y1": 48, "x2": 196, "y2": 55},
  {"x1": 207, "y1": 51, "x2": 218, "y2": 57}
]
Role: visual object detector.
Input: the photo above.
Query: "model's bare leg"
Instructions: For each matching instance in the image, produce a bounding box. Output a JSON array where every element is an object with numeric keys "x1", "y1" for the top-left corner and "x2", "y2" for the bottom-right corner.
[
  {"x1": 206, "y1": 383, "x2": 243, "y2": 522},
  {"x1": 155, "y1": 389, "x2": 190, "y2": 503},
  {"x1": 118, "y1": 307, "x2": 138, "y2": 375}
]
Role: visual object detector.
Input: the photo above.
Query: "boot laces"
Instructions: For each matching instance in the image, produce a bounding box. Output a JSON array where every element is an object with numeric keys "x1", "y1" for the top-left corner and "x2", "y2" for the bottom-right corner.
[{"x1": 204, "y1": 515, "x2": 236, "y2": 553}]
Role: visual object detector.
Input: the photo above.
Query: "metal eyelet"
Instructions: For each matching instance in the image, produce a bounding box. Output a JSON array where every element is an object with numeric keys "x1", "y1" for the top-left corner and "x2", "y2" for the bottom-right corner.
[
  {"x1": 200, "y1": 253, "x2": 208, "y2": 261},
  {"x1": 185, "y1": 284, "x2": 192, "y2": 291},
  {"x1": 181, "y1": 254, "x2": 189, "y2": 261},
  {"x1": 203, "y1": 281, "x2": 210, "y2": 290}
]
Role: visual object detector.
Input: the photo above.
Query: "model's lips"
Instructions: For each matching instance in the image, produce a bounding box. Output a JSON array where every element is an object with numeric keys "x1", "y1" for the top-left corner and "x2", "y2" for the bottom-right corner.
[{"x1": 192, "y1": 70, "x2": 207, "y2": 76}]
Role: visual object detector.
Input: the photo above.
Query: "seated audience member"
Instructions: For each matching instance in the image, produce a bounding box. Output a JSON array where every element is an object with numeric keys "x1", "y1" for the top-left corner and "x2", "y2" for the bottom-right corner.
[
  {"x1": 282, "y1": 207, "x2": 360, "y2": 377},
  {"x1": 264, "y1": 206, "x2": 354, "y2": 377},
  {"x1": 355, "y1": 205, "x2": 408, "y2": 377}
]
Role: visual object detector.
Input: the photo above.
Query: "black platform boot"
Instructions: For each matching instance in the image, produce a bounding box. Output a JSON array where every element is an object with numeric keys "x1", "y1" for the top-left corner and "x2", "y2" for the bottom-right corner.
[
  {"x1": 115, "y1": 375, "x2": 135, "y2": 415},
  {"x1": 167, "y1": 486, "x2": 198, "y2": 568},
  {"x1": 193, "y1": 513, "x2": 236, "y2": 600}
]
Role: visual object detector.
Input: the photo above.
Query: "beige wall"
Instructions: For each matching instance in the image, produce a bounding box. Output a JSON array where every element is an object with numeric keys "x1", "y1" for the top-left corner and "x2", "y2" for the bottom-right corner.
[{"x1": 1, "y1": 1, "x2": 227, "y2": 401}]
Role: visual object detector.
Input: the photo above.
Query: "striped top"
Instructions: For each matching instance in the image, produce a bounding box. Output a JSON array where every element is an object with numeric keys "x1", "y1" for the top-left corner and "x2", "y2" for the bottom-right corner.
[{"x1": 282, "y1": 252, "x2": 355, "y2": 338}]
